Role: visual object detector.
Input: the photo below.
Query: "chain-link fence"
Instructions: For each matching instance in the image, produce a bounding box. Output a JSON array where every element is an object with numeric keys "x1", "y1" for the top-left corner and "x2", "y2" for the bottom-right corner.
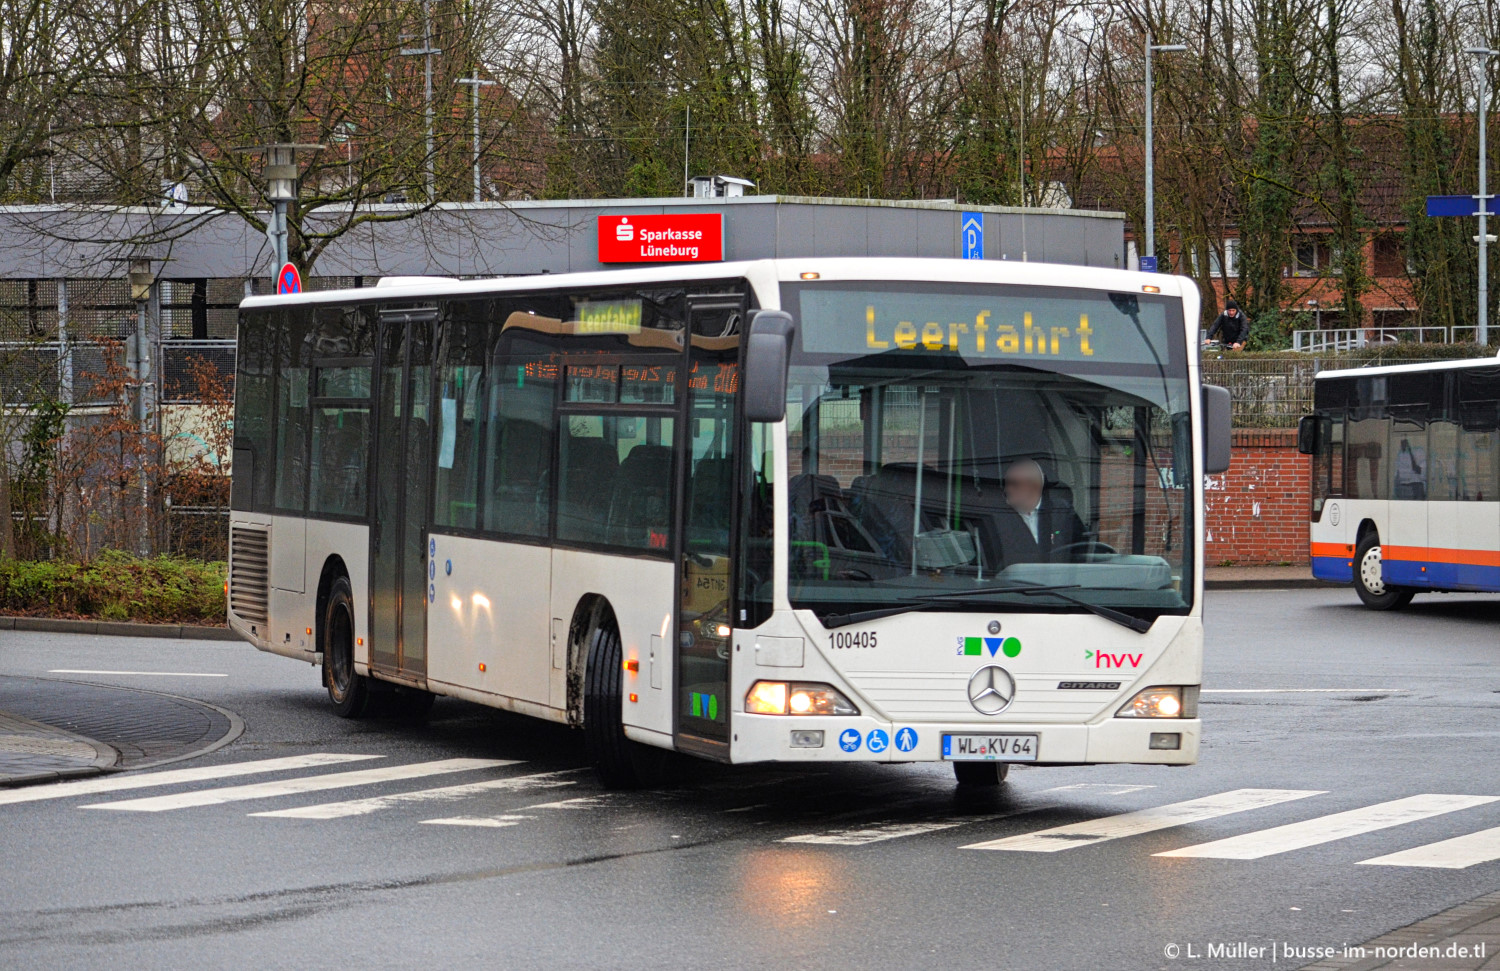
[{"x1": 1200, "y1": 352, "x2": 1458, "y2": 428}]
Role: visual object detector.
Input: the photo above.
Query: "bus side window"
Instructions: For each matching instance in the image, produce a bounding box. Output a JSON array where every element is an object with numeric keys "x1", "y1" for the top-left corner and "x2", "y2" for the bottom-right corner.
[
  {"x1": 486, "y1": 348, "x2": 556, "y2": 539},
  {"x1": 432, "y1": 305, "x2": 488, "y2": 530},
  {"x1": 232, "y1": 312, "x2": 275, "y2": 512},
  {"x1": 273, "y1": 307, "x2": 312, "y2": 513}
]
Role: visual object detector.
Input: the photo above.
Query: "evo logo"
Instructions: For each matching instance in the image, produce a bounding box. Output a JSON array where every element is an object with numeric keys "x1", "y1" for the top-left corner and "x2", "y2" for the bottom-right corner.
[
  {"x1": 1086, "y1": 650, "x2": 1142, "y2": 669},
  {"x1": 959, "y1": 636, "x2": 1021, "y2": 658}
]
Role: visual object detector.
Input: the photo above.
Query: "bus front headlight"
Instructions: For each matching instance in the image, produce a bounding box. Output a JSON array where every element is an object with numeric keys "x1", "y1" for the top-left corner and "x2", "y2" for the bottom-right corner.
[
  {"x1": 745, "y1": 681, "x2": 860, "y2": 716},
  {"x1": 1116, "y1": 686, "x2": 1190, "y2": 718}
]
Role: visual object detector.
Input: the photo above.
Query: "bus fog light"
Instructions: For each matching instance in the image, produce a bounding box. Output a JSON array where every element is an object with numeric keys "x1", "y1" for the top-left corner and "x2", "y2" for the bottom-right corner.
[
  {"x1": 790, "y1": 730, "x2": 824, "y2": 748},
  {"x1": 745, "y1": 681, "x2": 860, "y2": 716},
  {"x1": 1116, "y1": 686, "x2": 1185, "y2": 718},
  {"x1": 1149, "y1": 732, "x2": 1181, "y2": 750}
]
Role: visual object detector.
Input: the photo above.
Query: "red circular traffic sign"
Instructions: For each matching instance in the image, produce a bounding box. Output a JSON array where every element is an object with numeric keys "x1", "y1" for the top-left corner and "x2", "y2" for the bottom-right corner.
[{"x1": 277, "y1": 262, "x2": 302, "y2": 295}]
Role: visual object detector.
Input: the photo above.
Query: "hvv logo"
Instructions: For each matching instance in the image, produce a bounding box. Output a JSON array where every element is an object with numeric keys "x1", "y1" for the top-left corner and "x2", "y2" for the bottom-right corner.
[{"x1": 1086, "y1": 650, "x2": 1142, "y2": 669}]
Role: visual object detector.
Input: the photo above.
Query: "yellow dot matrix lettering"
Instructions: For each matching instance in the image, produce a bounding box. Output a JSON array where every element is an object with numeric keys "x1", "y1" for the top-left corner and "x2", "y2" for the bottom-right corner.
[{"x1": 866, "y1": 305, "x2": 889, "y2": 349}]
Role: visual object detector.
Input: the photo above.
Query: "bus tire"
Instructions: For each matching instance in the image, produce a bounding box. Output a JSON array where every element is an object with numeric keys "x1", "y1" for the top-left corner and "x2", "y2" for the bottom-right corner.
[
  {"x1": 322, "y1": 575, "x2": 371, "y2": 718},
  {"x1": 1354, "y1": 534, "x2": 1414, "y2": 610},
  {"x1": 954, "y1": 761, "x2": 1009, "y2": 787},
  {"x1": 583, "y1": 620, "x2": 666, "y2": 790}
]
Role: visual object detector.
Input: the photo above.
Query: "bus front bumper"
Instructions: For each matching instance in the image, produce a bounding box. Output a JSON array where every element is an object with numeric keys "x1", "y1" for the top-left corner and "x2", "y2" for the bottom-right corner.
[{"x1": 729, "y1": 713, "x2": 1200, "y2": 766}]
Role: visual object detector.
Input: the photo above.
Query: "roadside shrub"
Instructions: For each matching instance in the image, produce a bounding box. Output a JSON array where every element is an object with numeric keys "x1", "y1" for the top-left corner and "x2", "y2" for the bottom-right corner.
[{"x1": 0, "y1": 552, "x2": 226, "y2": 625}]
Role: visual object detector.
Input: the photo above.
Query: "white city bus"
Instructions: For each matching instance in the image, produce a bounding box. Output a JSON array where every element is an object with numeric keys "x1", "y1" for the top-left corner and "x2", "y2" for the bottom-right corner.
[
  {"x1": 1300, "y1": 356, "x2": 1500, "y2": 609},
  {"x1": 227, "y1": 258, "x2": 1231, "y2": 787}
]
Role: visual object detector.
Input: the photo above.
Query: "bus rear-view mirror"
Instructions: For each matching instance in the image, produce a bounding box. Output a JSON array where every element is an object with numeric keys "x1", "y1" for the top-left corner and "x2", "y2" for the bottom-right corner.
[
  {"x1": 743, "y1": 311, "x2": 796, "y2": 423},
  {"x1": 1202, "y1": 384, "x2": 1232, "y2": 474},
  {"x1": 1297, "y1": 415, "x2": 1318, "y2": 455}
]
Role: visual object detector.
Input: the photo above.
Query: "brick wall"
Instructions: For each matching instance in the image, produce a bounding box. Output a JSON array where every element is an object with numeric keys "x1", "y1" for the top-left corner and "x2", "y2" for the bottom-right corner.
[{"x1": 1205, "y1": 429, "x2": 1311, "y2": 566}]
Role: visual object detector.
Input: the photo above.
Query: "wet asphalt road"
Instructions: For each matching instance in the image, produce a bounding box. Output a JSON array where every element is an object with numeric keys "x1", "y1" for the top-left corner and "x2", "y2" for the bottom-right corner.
[{"x1": 1, "y1": 587, "x2": 1498, "y2": 971}]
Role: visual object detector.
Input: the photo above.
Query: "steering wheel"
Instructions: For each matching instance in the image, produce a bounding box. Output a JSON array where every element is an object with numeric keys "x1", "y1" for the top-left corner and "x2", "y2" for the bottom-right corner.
[{"x1": 1051, "y1": 540, "x2": 1118, "y2": 560}]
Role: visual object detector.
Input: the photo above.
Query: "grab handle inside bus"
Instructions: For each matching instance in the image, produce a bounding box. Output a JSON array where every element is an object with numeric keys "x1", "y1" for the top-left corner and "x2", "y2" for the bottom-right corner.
[
  {"x1": 744, "y1": 310, "x2": 797, "y2": 423},
  {"x1": 1202, "y1": 384, "x2": 1232, "y2": 474}
]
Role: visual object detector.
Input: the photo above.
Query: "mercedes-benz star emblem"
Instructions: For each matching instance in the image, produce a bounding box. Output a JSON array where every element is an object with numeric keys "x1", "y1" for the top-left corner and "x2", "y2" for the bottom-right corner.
[{"x1": 967, "y1": 665, "x2": 1016, "y2": 715}]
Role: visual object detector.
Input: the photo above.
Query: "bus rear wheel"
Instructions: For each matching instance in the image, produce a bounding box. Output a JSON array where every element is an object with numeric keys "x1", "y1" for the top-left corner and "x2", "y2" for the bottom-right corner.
[
  {"x1": 323, "y1": 575, "x2": 371, "y2": 718},
  {"x1": 583, "y1": 619, "x2": 668, "y2": 790},
  {"x1": 1354, "y1": 535, "x2": 1414, "y2": 611},
  {"x1": 954, "y1": 761, "x2": 1009, "y2": 787}
]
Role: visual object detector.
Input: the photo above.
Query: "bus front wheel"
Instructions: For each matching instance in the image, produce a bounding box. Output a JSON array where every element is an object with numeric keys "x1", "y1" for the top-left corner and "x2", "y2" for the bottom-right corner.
[
  {"x1": 323, "y1": 575, "x2": 371, "y2": 718},
  {"x1": 583, "y1": 620, "x2": 668, "y2": 789},
  {"x1": 1354, "y1": 535, "x2": 1414, "y2": 611},
  {"x1": 954, "y1": 761, "x2": 1009, "y2": 787}
]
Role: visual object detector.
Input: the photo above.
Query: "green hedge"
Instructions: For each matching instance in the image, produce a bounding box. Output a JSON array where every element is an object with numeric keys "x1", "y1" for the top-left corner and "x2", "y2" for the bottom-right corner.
[{"x1": 0, "y1": 551, "x2": 227, "y2": 625}]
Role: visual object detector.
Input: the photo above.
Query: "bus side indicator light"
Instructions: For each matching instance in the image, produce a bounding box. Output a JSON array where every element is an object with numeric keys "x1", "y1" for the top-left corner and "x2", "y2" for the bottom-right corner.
[
  {"x1": 629, "y1": 693, "x2": 639, "y2": 703},
  {"x1": 306, "y1": 627, "x2": 312, "y2": 635},
  {"x1": 356, "y1": 638, "x2": 363, "y2": 646},
  {"x1": 478, "y1": 663, "x2": 487, "y2": 672},
  {"x1": 624, "y1": 659, "x2": 639, "y2": 673}
]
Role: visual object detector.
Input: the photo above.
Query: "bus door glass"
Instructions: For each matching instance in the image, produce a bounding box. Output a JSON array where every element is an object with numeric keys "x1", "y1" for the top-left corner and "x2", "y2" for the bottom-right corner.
[
  {"x1": 675, "y1": 295, "x2": 745, "y2": 750},
  {"x1": 370, "y1": 306, "x2": 436, "y2": 678}
]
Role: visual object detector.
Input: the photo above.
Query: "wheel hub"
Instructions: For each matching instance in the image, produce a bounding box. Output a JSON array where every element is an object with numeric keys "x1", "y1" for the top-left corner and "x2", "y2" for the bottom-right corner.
[{"x1": 1360, "y1": 546, "x2": 1385, "y2": 594}]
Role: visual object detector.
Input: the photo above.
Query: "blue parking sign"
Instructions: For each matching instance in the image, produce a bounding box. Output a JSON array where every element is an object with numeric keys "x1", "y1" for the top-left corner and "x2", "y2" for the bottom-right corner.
[{"x1": 961, "y1": 212, "x2": 983, "y2": 260}]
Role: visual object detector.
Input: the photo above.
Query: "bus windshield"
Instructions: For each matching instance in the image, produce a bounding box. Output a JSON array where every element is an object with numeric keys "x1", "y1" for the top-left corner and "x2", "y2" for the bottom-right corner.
[{"x1": 779, "y1": 281, "x2": 1195, "y2": 623}]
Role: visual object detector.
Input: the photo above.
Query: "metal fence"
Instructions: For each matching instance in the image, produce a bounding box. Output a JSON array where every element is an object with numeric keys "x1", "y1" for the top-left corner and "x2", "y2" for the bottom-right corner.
[
  {"x1": 0, "y1": 340, "x2": 124, "y2": 405},
  {"x1": 1291, "y1": 326, "x2": 1479, "y2": 353},
  {"x1": 163, "y1": 340, "x2": 236, "y2": 403},
  {"x1": 1200, "y1": 353, "x2": 1455, "y2": 428}
]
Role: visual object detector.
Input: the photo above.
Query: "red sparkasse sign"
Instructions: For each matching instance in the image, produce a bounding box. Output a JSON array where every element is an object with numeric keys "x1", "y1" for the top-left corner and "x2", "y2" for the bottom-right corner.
[{"x1": 597, "y1": 213, "x2": 723, "y2": 263}]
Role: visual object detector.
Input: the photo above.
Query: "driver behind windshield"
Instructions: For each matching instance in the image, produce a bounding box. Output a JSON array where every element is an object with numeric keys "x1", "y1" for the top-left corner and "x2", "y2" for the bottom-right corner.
[{"x1": 993, "y1": 459, "x2": 1087, "y2": 566}]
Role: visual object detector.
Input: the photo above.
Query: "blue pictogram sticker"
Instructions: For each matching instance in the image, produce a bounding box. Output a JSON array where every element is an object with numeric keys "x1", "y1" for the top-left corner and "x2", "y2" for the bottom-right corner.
[
  {"x1": 445, "y1": 559, "x2": 452, "y2": 576},
  {"x1": 839, "y1": 728, "x2": 862, "y2": 752},
  {"x1": 429, "y1": 538, "x2": 436, "y2": 557},
  {"x1": 428, "y1": 583, "x2": 435, "y2": 603},
  {"x1": 429, "y1": 560, "x2": 436, "y2": 580},
  {"x1": 894, "y1": 727, "x2": 918, "y2": 752},
  {"x1": 866, "y1": 729, "x2": 889, "y2": 753}
]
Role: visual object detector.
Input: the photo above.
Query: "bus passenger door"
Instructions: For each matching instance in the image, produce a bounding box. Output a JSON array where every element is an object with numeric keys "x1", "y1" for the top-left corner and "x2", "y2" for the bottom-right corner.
[
  {"x1": 674, "y1": 297, "x2": 745, "y2": 756},
  {"x1": 370, "y1": 308, "x2": 435, "y2": 681}
]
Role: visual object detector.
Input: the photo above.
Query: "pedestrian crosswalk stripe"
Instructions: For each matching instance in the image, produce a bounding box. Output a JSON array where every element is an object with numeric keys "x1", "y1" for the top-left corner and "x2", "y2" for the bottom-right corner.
[
  {"x1": 782, "y1": 808, "x2": 1039, "y2": 846},
  {"x1": 962, "y1": 788, "x2": 1323, "y2": 853},
  {"x1": 0, "y1": 753, "x2": 381, "y2": 807},
  {"x1": 1357, "y1": 825, "x2": 1500, "y2": 869},
  {"x1": 421, "y1": 814, "x2": 535, "y2": 828},
  {"x1": 249, "y1": 768, "x2": 580, "y2": 820},
  {"x1": 82, "y1": 758, "x2": 510, "y2": 812},
  {"x1": 1156, "y1": 794, "x2": 1500, "y2": 860}
]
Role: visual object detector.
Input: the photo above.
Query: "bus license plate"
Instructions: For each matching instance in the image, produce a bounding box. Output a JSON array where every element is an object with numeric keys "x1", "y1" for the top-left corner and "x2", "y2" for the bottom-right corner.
[{"x1": 943, "y1": 733, "x2": 1039, "y2": 762}]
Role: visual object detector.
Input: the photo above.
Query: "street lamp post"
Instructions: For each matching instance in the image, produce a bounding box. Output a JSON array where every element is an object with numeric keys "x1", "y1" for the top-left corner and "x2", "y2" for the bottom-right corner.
[
  {"x1": 237, "y1": 143, "x2": 323, "y2": 269},
  {"x1": 1466, "y1": 46, "x2": 1498, "y2": 347},
  {"x1": 456, "y1": 77, "x2": 495, "y2": 203},
  {"x1": 401, "y1": 2, "x2": 441, "y2": 203},
  {"x1": 1144, "y1": 38, "x2": 1187, "y2": 272}
]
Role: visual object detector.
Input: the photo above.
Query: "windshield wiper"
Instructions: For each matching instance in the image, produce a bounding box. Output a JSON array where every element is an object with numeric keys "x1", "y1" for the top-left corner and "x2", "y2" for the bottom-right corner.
[
  {"x1": 821, "y1": 581, "x2": 1154, "y2": 633},
  {"x1": 925, "y1": 581, "x2": 1154, "y2": 633}
]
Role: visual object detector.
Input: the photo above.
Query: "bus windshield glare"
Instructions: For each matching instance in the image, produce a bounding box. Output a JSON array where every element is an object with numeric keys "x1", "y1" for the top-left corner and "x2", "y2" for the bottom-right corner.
[{"x1": 780, "y1": 282, "x2": 1195, "y2": 622}]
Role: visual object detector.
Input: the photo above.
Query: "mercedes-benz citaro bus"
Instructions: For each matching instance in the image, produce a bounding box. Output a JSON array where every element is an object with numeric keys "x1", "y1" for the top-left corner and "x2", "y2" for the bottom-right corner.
[
  {"x1": 1299, "y1": 355, "x2": 1500, "y2": 610},
  {"x1": 227, "y1": 258, "x2": 1232, "y2": 788}
]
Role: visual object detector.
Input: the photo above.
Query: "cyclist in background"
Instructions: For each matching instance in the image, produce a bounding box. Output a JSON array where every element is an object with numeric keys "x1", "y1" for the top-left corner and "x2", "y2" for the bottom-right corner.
[{"x1": 1204, "y1": 299, "x2": 1250, "y2": 350}]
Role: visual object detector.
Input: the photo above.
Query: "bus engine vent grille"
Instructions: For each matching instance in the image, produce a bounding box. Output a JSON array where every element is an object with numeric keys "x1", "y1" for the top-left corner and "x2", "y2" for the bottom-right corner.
[{"x1": 229, "y1": 527, "x2": 270, "y2": 625}]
